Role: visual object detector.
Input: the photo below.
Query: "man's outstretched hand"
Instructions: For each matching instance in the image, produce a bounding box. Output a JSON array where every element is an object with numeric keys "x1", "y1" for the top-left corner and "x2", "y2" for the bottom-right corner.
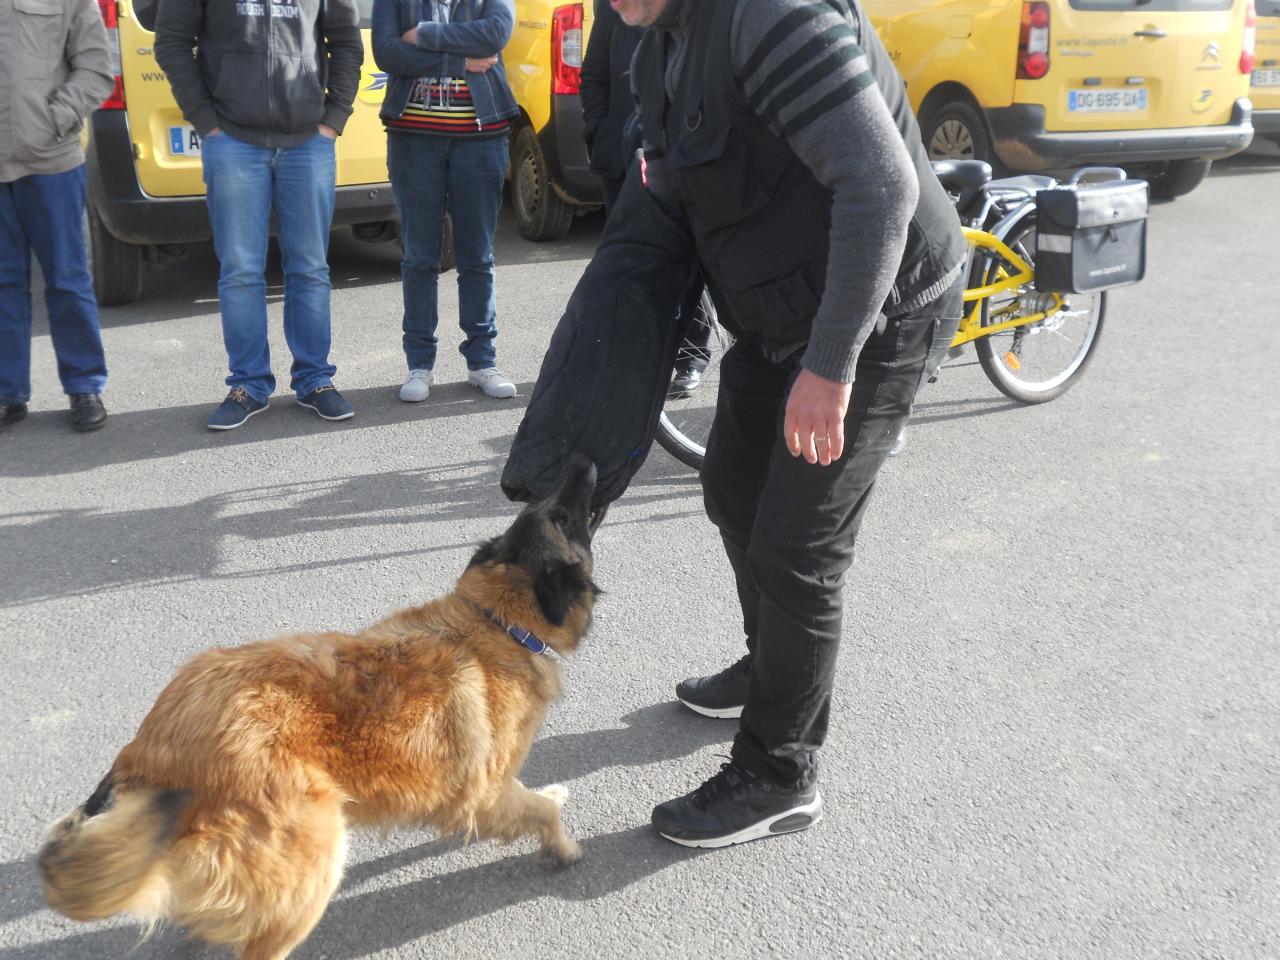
[{"x1": 785, "y1": 368, "x2": 851, "y2": 467}]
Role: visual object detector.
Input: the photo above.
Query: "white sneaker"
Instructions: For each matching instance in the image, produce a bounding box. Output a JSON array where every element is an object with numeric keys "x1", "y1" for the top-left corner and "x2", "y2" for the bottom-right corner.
[
  {"x1": 399, "y1": 369, "x2": 433, "y2": 402},
  {"x1": 467, "y1": 367, "x2": 516, "y2": 399}
]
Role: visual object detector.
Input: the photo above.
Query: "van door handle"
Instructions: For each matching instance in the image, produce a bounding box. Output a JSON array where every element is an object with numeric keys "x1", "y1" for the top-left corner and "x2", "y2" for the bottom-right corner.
[{"x1": 1133, "y1": 28, "x2": 1168, "y2": 37}]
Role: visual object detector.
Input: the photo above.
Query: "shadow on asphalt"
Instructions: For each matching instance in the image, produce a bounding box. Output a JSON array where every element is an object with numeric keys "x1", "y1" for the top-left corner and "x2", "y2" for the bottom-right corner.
[
  {"x1": 0, "y1": 455, "x2": 517, "y2": 607},
  {"x1": 0, "y1": 382, "x2": 531, "y2": 480}
]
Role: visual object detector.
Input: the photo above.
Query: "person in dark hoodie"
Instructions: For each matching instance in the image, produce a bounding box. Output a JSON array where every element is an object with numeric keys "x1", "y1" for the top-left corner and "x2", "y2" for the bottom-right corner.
[
  {"x1": 506, "y1": 0, "x2": 968, "y2": 849},
  {"x1": 154, "y1": 0, "x2": 363, "y2": 430},
  {"x1": 580, "y1": 0, "x2": 642, "y2": 216}
]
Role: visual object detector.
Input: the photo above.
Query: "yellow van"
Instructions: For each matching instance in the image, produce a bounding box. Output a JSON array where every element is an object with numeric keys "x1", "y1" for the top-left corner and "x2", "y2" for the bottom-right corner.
[
  {"x1": 863, "y1": 0, "x2": 1257, "y2": 198},
  {"x1": 1253, "y1": 0, "x2": 1280, "y2": 143},
  {"x1": 503, "y1": 0, "x2": 602, "y2": 239},
  {"x1": 83, "y1": 0, "x2": 398, "y2": 306}
]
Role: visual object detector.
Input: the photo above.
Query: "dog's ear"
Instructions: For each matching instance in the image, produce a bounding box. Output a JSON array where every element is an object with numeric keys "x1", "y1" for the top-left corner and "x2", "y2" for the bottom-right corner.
[
  {"x1": 533, "y1": 561, "x2": 594, "y2": 627},
  {"x1": 467, "y1": 537, "x2": 502, "y2": 569}
]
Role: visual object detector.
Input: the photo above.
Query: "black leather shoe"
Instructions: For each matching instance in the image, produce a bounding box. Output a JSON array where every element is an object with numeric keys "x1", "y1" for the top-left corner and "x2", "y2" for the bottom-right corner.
[
  {"x1": 0, "y1": 402, "x2": 27, "y2": 429},
  {"x1": 652, "y1": 761, "x2": 823, "y2": 848},
  {"x1": 69, "y1": 393, "x2": 107, "y2": 432},
  {"x1": 676, "y1": 654, "x2": 752, "y2": 718}
]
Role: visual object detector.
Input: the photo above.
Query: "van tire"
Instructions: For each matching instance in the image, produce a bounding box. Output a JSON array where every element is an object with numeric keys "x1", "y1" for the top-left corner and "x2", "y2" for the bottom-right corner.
[
  {"x1": 1148, "y1": 158, "x2": 1212, "y2": 200},
  {"x1": 511, "y1": 125, "x2": 574, "y2": 241},
  {"x1": 919, "y1": 100, "x2": 1001, "y2": 173},
  {"x1": 85, "y1": 207, "x2": 144, "y2": 307}
]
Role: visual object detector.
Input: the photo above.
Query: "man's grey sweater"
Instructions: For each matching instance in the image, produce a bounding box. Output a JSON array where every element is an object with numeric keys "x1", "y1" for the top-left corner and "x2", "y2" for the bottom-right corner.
[{"x1": 650, "y1": 0, "x2": 957, "y2": 384}]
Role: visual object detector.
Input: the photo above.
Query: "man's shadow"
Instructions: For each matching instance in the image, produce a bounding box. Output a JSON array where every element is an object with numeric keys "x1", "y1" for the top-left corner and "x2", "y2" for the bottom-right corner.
[{"x1": 3, "y1": 703, "x2": 731, "y2": 959}]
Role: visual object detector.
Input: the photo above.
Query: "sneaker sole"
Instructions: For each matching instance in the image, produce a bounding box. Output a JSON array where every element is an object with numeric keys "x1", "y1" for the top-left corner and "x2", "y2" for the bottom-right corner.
[
  {"x1": 207, "y1": 403, "x2": 269, "y2": 431},
  {"x1": 676, "y1": 696, "x2": 744, "y2": 719},
  {"x1": 467, "y1": 379, "x2": 517, "y2": 399},
  {"x1": 296, "y1": 399, "x2": 355, "y2": 421},
  {"x1": 657, "y1": 793, "x2": 824, "y2": 849}
]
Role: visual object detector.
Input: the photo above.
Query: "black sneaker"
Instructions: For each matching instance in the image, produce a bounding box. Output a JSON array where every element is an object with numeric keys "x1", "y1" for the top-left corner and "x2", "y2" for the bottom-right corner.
[
  {"x1": 296, "y1": 384, "x2": 355, "y2": 421},
  {"x1": 651, "y1": 762, "x2": 823, "y2": 848},
  {"x1": 676, "y1": 654, "x2": 751, "y2": 718},
  {"x1": 69, "y1": 393, "x2": 107, "y2": 432}
]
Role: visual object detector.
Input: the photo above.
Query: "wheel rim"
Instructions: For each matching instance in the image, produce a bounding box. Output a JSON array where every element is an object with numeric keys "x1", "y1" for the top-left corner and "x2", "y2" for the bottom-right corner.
[
  {"x1": 982, "y1": 225, "x2": 1103, "y2": 395},
  {"x1": 659, "y1": 292, "x2": 734, "y2": 461},
  {"x1": 515, "y1": 149, "x2": 542, "y2": 223},
  {"x1": 929, "y1": 118, "x2": 975, "y2": 160}
]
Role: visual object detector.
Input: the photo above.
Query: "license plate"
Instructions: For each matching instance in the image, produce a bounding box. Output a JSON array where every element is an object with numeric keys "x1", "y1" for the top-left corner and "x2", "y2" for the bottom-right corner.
[
  {"x1": 1252, "y1": 68, "x2": 1280, "y2": 87},
  {"x1": 168, "y1": 125, "x2": 202, "y2": 158},
  {"x1": 1068, "y1": 88, "x2": 1148, "y2": 113}
]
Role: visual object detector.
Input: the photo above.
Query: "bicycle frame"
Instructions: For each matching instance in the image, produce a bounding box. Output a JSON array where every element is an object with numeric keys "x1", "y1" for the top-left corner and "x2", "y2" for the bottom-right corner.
[{"x1": 950, "y1": 224, "x2": 1064, "y2": 348}]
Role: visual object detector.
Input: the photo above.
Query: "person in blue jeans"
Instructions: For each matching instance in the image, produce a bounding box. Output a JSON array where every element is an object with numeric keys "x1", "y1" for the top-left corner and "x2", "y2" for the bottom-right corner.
[
  {"x1": 154, "y1": 0, "x2": 363, "y2": 430},
  {"x1": 0, "y1": 0, "x2": 114, "y2": 433},
  {"x1": 373, "y1": 0, "x2": 521, "y2": 403}
]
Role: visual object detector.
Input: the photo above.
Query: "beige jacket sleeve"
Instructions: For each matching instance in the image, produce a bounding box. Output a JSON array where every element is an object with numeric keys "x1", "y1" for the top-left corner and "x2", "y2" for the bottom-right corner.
[{"x1": 48, "y1": 0, "x2": 115, "y2": 139}]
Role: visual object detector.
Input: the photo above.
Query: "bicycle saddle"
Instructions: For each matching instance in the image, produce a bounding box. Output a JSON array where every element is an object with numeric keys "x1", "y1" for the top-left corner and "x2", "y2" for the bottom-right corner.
[{"x1": 930, "y1": 159, "x2": 993, "y2": 191}]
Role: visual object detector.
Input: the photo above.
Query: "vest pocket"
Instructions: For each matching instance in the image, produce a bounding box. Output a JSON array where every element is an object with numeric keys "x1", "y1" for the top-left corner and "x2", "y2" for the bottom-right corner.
[
  {"x1": 722, "y1": 260, "x2": 823, "y2": 347},
  {"x1": 676, "y1": 128, "x2": 771, "y2": 232}
]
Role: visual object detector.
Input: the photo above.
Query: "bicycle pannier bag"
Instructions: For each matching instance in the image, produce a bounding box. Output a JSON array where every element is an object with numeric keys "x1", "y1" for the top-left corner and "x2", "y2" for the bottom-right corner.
[{"x1": 1034, "y1": 180, "x2": 1148, "y2": 294}]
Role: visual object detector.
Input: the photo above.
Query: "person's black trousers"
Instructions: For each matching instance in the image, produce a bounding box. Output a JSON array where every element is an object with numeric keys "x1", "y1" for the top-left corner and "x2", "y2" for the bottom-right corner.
[{"x1": 701, "y1": 283, "x2": 963, "y2": 787}]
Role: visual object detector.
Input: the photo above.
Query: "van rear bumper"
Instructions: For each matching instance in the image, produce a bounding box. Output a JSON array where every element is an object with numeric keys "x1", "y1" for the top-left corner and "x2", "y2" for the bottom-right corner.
[
  {"x1": 84, "y1": 110, "x2": 399, "y2": 246},
  {"x1": 988, "y1": 99, "x2": 1255, "y2": 170},
  {"x1": 1252, "y1": 108, "x2": 1280, "y2": 135}
]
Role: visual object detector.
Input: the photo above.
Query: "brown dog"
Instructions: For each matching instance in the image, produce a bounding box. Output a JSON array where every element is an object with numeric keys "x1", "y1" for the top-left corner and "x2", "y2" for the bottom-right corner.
[{"x1": 38, "y1": 456, "x2": 600, "y2": 960}]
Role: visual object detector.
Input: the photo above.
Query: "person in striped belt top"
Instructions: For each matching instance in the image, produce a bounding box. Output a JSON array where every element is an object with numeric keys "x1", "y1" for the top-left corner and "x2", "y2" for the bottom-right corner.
[{"x1": 372, "y1": 0, "x2": 521, "y2": 401}]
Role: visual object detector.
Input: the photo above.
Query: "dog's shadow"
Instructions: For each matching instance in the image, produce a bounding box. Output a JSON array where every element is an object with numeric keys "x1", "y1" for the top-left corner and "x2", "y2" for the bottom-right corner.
[
  {"x1": 521, "y1": 700, "x2": 733, "y2": 786},
  {"x1": 3, "y1": 703, "x2": 729, "y2": 959}
]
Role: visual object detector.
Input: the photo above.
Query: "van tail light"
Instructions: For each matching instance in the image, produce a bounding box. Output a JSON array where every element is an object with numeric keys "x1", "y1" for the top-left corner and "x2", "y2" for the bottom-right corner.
[
  {"x1": 1018, "y1": 1, "x2": 1051, "y2": 79},
  {"x1": 1241, "y1": 1, "x2": 1257, "y2": 74},
  {"x1": 551, "y1": 4, "x2": 583, "y2": 95},
  {"x1": 96, "y1": 0, "x2": 125, "y2": 109}
]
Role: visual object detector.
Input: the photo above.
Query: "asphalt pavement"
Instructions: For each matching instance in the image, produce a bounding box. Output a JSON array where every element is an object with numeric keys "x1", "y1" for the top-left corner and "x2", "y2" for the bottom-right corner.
[{"x1": 1, "y1": 140, "x2": 1277, "y2": 960}]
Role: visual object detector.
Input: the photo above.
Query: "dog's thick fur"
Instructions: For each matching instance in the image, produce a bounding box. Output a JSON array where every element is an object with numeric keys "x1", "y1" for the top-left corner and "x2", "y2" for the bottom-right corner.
[{"x1": 38, "y1": 458, "x2": 600, "y2": 960}]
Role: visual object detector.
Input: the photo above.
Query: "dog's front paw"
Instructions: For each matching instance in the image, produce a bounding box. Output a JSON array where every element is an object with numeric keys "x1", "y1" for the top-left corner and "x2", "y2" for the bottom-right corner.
[
  {"x1": 546, "y1": 836, "x2": 582, "y2": 868},
  {"x1": 536, "y1": 784, "x2": 569, "y2": 809}
]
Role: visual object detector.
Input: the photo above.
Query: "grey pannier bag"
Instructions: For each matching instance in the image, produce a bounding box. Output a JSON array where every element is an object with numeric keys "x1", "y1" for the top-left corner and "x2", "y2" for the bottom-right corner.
[{"x1": 1034, "y1": 179, "x2": 1149, "y2": 294}]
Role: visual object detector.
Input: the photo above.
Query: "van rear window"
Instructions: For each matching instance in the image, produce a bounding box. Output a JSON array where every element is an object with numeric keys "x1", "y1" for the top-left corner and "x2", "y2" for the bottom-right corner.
[{"x1": 1069, "y1": 0, "x2": 1232, "y2": 10}]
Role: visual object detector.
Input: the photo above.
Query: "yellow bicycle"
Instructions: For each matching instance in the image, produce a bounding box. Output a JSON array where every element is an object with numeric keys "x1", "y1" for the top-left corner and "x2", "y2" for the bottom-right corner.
[{"x1": 655, "y1": 161, "x2": 1123, "y2": 468}]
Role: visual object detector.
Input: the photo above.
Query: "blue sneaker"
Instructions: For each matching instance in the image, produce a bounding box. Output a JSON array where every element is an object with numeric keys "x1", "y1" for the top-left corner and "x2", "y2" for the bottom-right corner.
[
  {"x1": 296, "y1": 385, "x2": 354, "y2": 421},
  {"x1": 207, "y1": 388, "x2": 268, "y2": 431}
]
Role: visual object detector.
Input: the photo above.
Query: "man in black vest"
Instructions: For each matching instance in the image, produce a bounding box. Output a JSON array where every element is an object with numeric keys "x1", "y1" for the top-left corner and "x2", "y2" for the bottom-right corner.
[{"x1": 609, "y1": 0, "x2": 969, "y2": 848}]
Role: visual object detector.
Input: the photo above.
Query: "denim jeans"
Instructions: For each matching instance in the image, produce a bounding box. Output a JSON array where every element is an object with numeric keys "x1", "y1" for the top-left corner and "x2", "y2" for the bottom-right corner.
[
  {"x1": 387, "y1": 133, "x2": 508, "y2": 372},
  {"x1": 201, "y1": 131, "x2": 337, "y2": 402},
  {"x1": 0, "y1": 165, "x2": 107, "y2": 403},
  {"x1": 701, "y1": 282, "x2": 963, "y2": 787}
]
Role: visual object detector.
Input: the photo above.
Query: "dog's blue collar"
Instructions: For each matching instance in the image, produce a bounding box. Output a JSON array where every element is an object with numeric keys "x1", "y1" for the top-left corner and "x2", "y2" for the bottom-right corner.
[{"x1": 482, "y1": 608, "x2": 556, "y2": 658}]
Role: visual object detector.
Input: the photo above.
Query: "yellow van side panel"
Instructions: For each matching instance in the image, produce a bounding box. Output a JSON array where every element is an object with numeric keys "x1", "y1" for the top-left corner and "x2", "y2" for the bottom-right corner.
[
  {"x1": 509, "y1": 0, "x2": 556, "y2": 133},
  {"x1": 865, "y1": 0, "x2": 1021, "y2": 114}
]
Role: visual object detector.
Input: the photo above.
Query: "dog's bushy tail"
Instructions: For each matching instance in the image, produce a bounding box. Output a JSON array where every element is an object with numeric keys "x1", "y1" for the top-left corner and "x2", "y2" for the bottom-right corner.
[{"x1": 38, "y1": 774, "x2": 191, "y2": 922}]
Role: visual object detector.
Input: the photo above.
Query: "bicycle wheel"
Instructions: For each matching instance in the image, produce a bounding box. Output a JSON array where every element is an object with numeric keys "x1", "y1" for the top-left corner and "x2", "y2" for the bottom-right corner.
[
  {"x1": 656, "y1": 289, "x2": 734, "y2": 469},
  {"x1": 975, "y1": 213, "x2": 1106, "y2": 404}
]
